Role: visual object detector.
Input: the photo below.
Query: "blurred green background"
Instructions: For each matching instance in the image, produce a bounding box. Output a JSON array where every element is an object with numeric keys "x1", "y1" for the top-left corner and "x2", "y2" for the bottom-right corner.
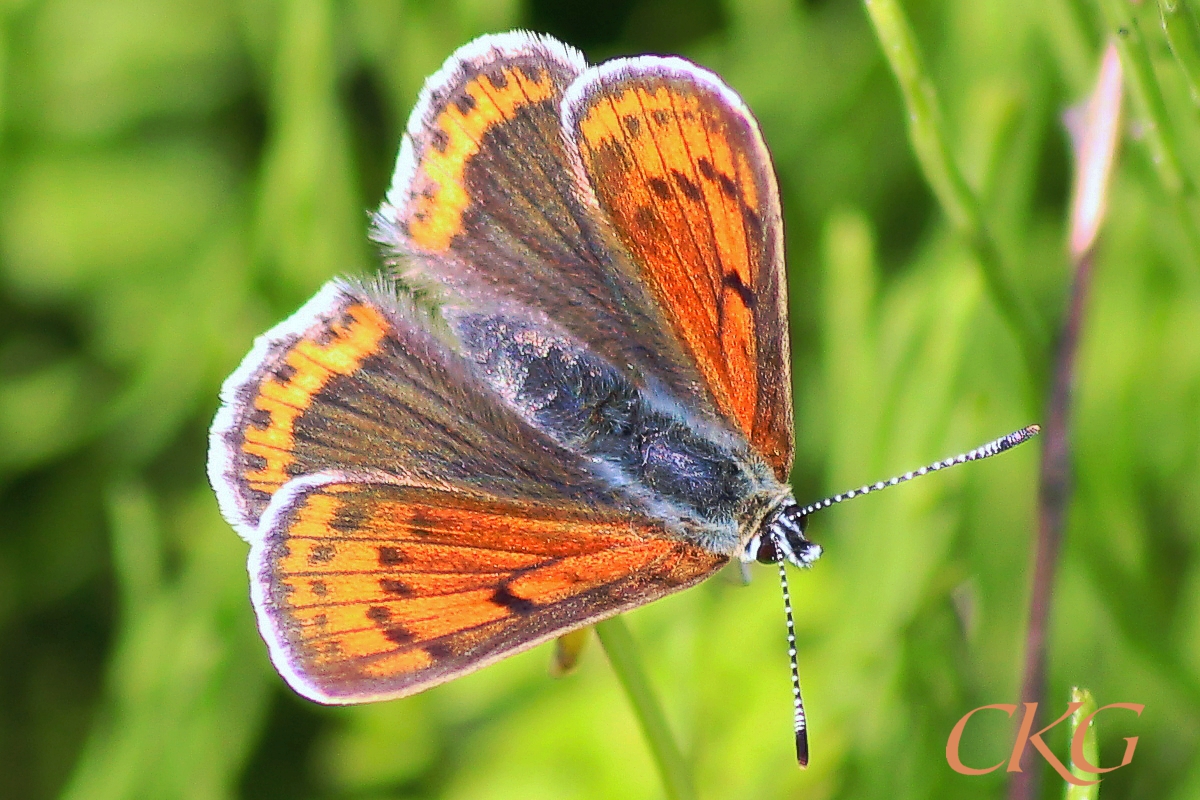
[{"x1": 2, "y1": 0, "x2": 1198, "y2": 798}]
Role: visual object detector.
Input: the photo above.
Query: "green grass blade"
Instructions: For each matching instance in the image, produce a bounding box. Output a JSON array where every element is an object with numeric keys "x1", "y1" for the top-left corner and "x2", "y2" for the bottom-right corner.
[
  {"x1": 596, "y1": 616, "x2": 697, "y2": 800},
  {"x1": 1157, "y1": 0, "x2": 1200, "y2": 104},
  {"x1": 1099, "y1": 0, "x2": 1200, "y2": 264},
  {"x1": 1065, "y1": 687, "x2": 1101, "y2": 800},
  {"x1": 862, "y1": 0, "x2": 1047, "y2": 380}
]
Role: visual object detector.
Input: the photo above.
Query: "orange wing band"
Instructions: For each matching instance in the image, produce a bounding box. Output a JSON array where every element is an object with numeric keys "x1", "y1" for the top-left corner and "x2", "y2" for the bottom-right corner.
[
  {"x1": 252, "y1": 477, "x2": 726, "y2": 703},
  {"x1": 239, "y1": 305, "x2": 389, "y2": 496}
]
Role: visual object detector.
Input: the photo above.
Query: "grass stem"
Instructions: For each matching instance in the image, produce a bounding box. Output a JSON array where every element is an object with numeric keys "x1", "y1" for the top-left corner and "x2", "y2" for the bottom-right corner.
[
  {"x1": 1157, "y1": 0, "x2": 1200, "y2": 104},
  {"x1": 1065, "y1": 687, "x2": 1101, "y2": 800},
  {"x1": 1102, "y1": 0, "x2": 1200, "y2": 266},
  {"x1": 596, "y1": 616, "x2": 697, "y2": 800},
  {"x1": 862, "y1": 0, "x2": 1047, "y2": 380},
  {"x1": 1008, "y1": 40, "x2": 1121, "y2": 800}
]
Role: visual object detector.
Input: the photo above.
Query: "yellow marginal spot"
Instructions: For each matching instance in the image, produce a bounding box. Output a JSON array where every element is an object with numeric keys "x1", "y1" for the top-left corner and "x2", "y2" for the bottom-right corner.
[
  {"x1": 304, "y1": 628, "x2": 429, "y2": 668},
  {"x1": 278, "y1": 538, "x2": 391, "y2": 576},
  {"x1": 360, "y1": 647, "x2": 433, "y2": 678},
  {"x1": 242, "y1": 304, "x2": 388, "y2": 493},
  {"x1": 289, "y1": 492, "x2": 341, "y2": 537},
  {"x1": 577, "y1": 84, "x2": 762, "y2": 435},
  {"x1": 292, "y1": 591, "x2": 506, "y2": 662},
  {"x1": 294, "y1": 598, "x2": 386, "y2": 638},
  {"x1": 408, "y1": 66, "x2": 556, "y2": 252},
  {"x1": 283, "y1": 576, "x2": 334, "y2": 609}
]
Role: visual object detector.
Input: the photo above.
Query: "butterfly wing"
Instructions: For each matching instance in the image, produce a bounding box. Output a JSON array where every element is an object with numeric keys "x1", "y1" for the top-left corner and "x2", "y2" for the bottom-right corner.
[
  {"x1": 208, "y1": 281, "x2": 621, "y2": 540},
  {"x1": 252, "y1": 472, "x2": 726, "y2": 703},
  {"x1": 375, "y1": 36, "x2": 792, "y2": 477},
  {"x1": 372, "y1": 32, "x2": 714, "y2": 419},
  {"x1": 562, "y1": 58, "x2": 794, "y2": 479}
]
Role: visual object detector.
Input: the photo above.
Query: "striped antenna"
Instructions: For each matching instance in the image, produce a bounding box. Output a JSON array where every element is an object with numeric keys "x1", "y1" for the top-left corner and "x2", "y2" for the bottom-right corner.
[
  {"x1": 771, "y1": 424, "x2": 1040, "y2": 768},
  {"x1": 777, "y1": 561, "x2": 809, "y2": 766},
  {"x1": 797, "y1": 425, "x2": 1040, "y2": 518}
]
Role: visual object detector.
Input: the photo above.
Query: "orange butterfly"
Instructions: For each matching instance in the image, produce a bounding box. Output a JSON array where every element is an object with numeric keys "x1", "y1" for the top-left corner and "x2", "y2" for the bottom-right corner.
[{"x1": 208, "y1": 31, "x2": 1038, "y2": 766}]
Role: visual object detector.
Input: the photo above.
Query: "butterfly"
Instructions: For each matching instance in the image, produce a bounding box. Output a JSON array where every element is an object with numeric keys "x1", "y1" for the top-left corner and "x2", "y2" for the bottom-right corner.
[{"x1": 208, "y1": 31, "x2": 1038, "y2": 767}]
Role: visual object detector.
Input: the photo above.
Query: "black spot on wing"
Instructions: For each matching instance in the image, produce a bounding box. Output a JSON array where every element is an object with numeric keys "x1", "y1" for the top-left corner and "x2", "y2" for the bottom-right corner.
[
  {"x1": 633, "y1": 206, "x2": 657, "y2": 230},
  {"x1": 378, "y1": 546, "x2": 405, "y2": 566},
  {"x1": 716, "y1": 171, "x2": 739, "y2": 200},
  {"x1": 514, "y1": 64, "x2": 545, "y2": 84},
  {"x1": 247, "y1": 407, "x2": 272, "y2": 430},
  {"x1": 454, "y1": 93, "x2": 477, "y2": 114},
  {"x1": 742, "y1": 204, "x2": 763, "y2": 237},
  {"x1": 425, "y1": 641, "x2": 453, "y2": 660},
  {"x1": 383, "y1": 625, "x2": 413, "y2": 645},
  {"x1": 671, "y1": 169, "x2": 703, "y2": 202},
  {"x1": 379, "y1": 578, "x2": 411, "y2": 596},
  {"x1": 491, "y1": 585, "x2": 536, "y2": 615},
  {"x1": 723, "y1": 271, "x2": 755, "y2": 308},
  {"x1": 330, "y1": 503, "x2": 368, "y2": 533},
  {"x1": 405, "y1": 508, "x2": 438, "y2": 536},
  {"x1": 309, "y1": 544, "x2": 336, "y2": 564}
]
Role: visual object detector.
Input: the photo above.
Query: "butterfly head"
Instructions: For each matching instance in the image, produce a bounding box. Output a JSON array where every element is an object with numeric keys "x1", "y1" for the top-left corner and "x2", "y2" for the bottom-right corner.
[{"x1": 741, "y1": 500, "x2": 823, "y2": 569}]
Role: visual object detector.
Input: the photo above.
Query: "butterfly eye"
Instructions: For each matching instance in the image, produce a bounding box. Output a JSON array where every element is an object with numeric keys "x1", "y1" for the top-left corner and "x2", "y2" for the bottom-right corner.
[{"x1": 755, "y1": 535, "x2": 780, "y2": 564}]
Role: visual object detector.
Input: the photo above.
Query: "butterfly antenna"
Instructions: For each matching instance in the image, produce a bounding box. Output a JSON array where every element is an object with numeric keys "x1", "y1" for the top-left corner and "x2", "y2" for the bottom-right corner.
[
  {"x1": 778, "y1": 560, "x2": 809, "y2": 767},
  {"x1": 797, "y1": 425, "x2": 1040, "y2": 517}
]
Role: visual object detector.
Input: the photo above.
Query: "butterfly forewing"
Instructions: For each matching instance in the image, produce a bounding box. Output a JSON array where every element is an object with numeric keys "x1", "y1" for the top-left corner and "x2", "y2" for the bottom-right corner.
[
  {"x1": 253, "y1": 473, "x2": 726, "y2": 703},
  {"x1": 562, "y1": 60, "x2": 794, "y2": 478},
  {"x1": 208, "y1": 282, "x2": 622, "y2": 539},
  {"x1": 373, "y1": 32, "x2": 718, "y2": 425}
]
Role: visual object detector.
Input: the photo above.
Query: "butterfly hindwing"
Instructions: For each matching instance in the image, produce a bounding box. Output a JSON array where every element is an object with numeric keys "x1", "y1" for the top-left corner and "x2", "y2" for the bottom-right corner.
[
  {"x1": 373, "y1": 31, "x2": 714, "y2": 421},
  {"x1": 562, "y1": 58, "x2": 794, "y2": 478},
  {"x1": 208, "y1": 281, "x2": 621, "y2": 540},
  {"x1": 252, "y1": 472, "x2": 727, "y2": 703}
]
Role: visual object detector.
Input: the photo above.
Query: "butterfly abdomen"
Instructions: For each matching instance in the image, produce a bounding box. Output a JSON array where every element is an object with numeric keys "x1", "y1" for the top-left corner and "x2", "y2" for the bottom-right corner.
[{"x1": 450, "y1": 310, "x2": 782, "y2": 551}]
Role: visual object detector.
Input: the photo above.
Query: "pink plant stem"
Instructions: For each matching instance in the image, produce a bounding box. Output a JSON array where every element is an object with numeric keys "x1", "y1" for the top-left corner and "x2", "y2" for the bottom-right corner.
[{"x1": 1007, "y1": 43, "x2": 1122, "y2": 800}]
